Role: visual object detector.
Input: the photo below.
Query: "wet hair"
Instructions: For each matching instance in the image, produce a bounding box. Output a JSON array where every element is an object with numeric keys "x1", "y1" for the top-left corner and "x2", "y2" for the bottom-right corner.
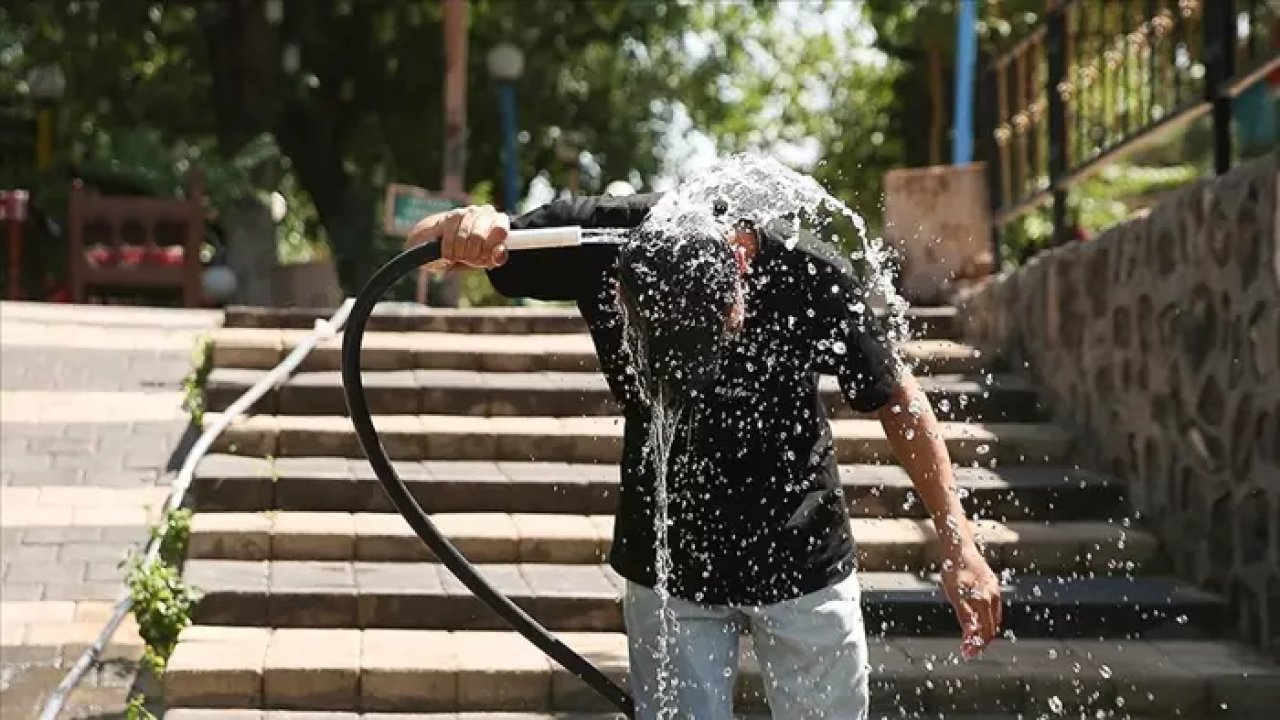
[{"x1": 617, "y1": 219, "x2": 738, "y2": 398}]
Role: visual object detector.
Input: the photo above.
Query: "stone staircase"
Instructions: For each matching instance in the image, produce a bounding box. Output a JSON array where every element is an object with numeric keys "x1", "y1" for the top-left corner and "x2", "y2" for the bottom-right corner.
[{"x1": 163, "y1": 306, "x2": 1280, "y2": 719}]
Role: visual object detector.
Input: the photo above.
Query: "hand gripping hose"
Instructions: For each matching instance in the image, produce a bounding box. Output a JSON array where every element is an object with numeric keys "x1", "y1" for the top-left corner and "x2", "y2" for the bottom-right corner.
[{"x1": 340, "y1": 227, "x2": 636, "y2": 719}]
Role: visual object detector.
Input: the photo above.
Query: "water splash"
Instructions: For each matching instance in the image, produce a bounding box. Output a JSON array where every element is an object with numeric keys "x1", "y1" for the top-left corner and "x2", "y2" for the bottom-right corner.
[
  {"x1": 640, "y1": 153, "x2": 912, "y2": 348},
  {"x1": 615, "y1": 152, "x2": 911, "y2": 715},
  {"x1": 645, "y1": 385, "x2": 683, "y2": 720}
]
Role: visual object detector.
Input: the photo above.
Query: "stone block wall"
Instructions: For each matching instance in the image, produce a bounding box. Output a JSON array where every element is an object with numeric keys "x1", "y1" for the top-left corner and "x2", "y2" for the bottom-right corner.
[{"x1": 956, "y1": 151, "x2": 1280, "y2": 658}]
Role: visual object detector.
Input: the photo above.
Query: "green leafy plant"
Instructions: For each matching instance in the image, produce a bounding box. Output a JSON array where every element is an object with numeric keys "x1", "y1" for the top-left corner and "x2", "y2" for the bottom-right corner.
[
  {"x1": 126, "y1": 508, "x2": 196, "y2": 675},
  {"x1": 124, "y1": 692, "x2": 157, "y2": 720},
  {"x1": 182, "y1": 335, "x2": 212, "y2": 426}
]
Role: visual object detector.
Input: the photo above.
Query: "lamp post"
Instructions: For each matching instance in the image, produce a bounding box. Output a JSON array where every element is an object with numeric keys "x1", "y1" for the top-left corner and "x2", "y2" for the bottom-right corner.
[
  {"x1": 487, "y1": 43, "x2": 525, "y2": 212},
  {"x1": 25, "y1": 63, "x2": 66, "y2": 172}
]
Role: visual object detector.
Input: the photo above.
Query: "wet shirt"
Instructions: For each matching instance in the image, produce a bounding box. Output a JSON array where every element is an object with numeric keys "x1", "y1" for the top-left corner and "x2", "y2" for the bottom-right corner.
[{"x1": 488, "y1": 194, "x2": 901, "y2": 605}]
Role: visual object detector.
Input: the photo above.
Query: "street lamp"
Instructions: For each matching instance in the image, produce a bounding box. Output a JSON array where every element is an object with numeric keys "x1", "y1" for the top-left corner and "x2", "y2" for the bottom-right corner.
[
  {"x1": 486, "y1": 43, "x2": 525, "y2": 212},
  {"x1": 604, "y1": 180, "x2": 636, "y2": 197},
  {"x1": 26, "y1": 63, "x2": 66, "y2": 172}
]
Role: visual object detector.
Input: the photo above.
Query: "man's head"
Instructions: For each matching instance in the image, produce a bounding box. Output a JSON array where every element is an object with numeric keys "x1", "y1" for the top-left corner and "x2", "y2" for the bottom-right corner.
[{"x1": 616, "y1": 217, "x2": 746, "y2": 399}]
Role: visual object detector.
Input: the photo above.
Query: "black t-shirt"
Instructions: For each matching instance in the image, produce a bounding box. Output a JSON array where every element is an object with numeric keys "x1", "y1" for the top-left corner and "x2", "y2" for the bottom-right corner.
[{"x1": 488, "y1": 193, "x2": 901, "y2": 605}]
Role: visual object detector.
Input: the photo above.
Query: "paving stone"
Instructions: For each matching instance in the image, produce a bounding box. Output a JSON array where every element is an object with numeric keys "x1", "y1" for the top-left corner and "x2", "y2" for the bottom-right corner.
[
  {"x1": 209, "y1": 414, "x2": 279, "y2": 457},
  {"x1": 2, "y1": 583, "x2": 46, "y2": 603},
  {"x1": 519, "y1": 565, "x2": 622, "y2": 632},
  {"x1": 154, "y1": 640, "x2": 242, "y2": 720},
  {"x1": 353, "y1": 513, "x2": 432, "y2": 562},
  {"x1": 272, "y1": 512, "x2": 356, "y2": 561},
  {"x1": 1065, "y1": 639, "x2": 1206, "y2": 716},
  {"x1": 454, "y1": 631, "x2": 553, "y2": 711},
  {"x1": 431, "y1": 514, "x2": 520, "y2": 563},
  {"x1": 359, "y1": 629, "x2": 457, "y2": 712},
  {"x1": 268, "y1": 562, "x2": 357, "y2": 627},
  {"x1": 210, "y1": 327, "x2": 284, "y2": 368},
  {"x1": 2, "y1": 544, "x2": 59, "y2": 564},
  {"x1": 547, "y1": 632, "x2": 630, "y2": 712},
  {"x1": 165, "y1": 711, "x2": 264, "y2": 720},
  {"x1": 264, "y1": 628, "x2": 361, "y2": 711},
  {"x1": 41, "y1": 580, "x2": 124, "y2": 601},
  {"x1": 1151, "y1": 640, "x2": 1280, "y2": 715},
  {"x1": 278, "y1": 469, "x2": 361, "y2": 512},
  {"x1": 510, "y1": 514, "x2": 605, "y2": 564},
  {"x1": 189, "y1": 512, "x2": 272, "y2": 560},
  {"x1": 499, "y1": 463, "x2": 596, "y2": 514},
  {"x1": 8, "y1": 562, "x2": 87, "y2": 583},
  {"x1": 354, "y1": 563, "x2": 445, "y2": 628},
  {"x1": 185, "y1": 560, "x2": 269, "y2": 625},
  {"x1": 851, "y1": 518, "x2": 930, "y2": 571}
]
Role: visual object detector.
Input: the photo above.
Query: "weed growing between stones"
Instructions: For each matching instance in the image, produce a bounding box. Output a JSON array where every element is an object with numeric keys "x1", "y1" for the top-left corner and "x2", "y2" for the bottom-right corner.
[
  {"x1": 182, "y1": 334, "x2": 213, "y2": 425},
  {"x1": 124, "y1": 691, "x2": 158, "y2": 720},
  {"x1": 126, "y1": 508, "x2": 196, "y2": 675}
]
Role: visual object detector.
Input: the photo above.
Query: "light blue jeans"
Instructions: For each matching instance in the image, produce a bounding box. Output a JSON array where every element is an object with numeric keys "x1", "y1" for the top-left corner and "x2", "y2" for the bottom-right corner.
[{"x1": 622, "y1": 571, "x2": 870, "y2": 719}]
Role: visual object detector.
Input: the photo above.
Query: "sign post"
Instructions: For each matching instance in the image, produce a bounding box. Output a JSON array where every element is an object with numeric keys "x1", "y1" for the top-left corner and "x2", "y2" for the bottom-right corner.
[{"x1": 383, "y1": 183, "x2": 468, "y2": 305}]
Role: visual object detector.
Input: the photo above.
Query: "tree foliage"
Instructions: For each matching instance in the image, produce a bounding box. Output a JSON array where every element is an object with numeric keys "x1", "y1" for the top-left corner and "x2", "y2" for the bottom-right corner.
[{"x1": 1, "y1": 0, "x2": 778, "y2": 293}]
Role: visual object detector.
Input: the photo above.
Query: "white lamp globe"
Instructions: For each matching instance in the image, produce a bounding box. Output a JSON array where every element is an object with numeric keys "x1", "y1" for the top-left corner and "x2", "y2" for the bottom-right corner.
[
  {"x1": 604, "y1": 180, "x2": 636, "y2": 197},
  {"x1": 486, "y1": 43, "x2": 525, "y2": 82},
  {"x1": 202, "y1": 266, "x2": 238, "y2": 303}
]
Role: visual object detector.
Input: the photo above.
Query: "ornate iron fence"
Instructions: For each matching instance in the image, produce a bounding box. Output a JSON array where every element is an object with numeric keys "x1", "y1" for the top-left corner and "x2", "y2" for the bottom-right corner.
[{"x1": 981, "y1": 0, "x2": 1279, "y2": 263}]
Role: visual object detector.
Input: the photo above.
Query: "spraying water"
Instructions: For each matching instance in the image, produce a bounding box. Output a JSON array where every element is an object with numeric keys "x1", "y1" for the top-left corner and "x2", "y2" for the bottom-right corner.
[
  {"x1": 640, "y1": 153, "x2": 911, "y2": 348},
  {"x1": 614, "y1": 153, "x2": 911, "y2": 716}
]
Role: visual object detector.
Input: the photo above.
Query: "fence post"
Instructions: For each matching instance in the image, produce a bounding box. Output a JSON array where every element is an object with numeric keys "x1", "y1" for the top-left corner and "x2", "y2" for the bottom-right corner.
[
  {"x1": 979, "y1": 66, "x2": 1004, "y2": 269},
  {"x1": 1046, "y1": 4, "x2": 1070, "y2": 245},
  {"x1": 1205, "y1": 0, "x2": 1236, "y2": 175}
]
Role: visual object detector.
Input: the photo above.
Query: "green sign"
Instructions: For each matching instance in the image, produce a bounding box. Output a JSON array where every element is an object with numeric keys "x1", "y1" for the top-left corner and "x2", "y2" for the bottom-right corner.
[{"x1": 383, "y1": 183, "x2": 466, "y2": 236}]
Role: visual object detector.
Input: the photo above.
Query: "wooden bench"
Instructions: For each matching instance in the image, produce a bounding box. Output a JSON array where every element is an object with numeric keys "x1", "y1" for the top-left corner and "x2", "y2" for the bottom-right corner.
[{"x1": 68, "y1": 170, "x2": 206, "y2": 307}]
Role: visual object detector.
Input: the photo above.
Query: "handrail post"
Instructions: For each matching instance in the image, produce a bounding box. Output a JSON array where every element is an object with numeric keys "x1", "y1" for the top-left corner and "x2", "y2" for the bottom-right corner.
[
  {"x1": 1046, "y1": 3, "x2": 1071, "y2": 245},
  {"x1": 979, "y1": 66, "x2": 1004, "y2": 269},
  {"x1": 1205, "y1": 0, "x2": 1237, "y2": 175}
]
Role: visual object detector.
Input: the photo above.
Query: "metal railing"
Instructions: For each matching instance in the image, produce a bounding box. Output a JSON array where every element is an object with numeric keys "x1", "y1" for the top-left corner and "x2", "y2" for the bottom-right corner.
[{"x1": 980, "y1": 0, "x2": 1279, "y2": 262}]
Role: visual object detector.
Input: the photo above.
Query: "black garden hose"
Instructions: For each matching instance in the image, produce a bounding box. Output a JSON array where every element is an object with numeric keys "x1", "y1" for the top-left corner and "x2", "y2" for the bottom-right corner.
[{"x1": 340, "y1": 241, "x2": 635, "y2": 719}]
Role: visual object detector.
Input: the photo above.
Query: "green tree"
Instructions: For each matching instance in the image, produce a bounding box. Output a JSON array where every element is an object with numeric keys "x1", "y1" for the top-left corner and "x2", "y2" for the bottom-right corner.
[
  {"x1": 863, "y1": 0, "x2": 1044, "y2": 168},
  {"x1": 2, "y1": 0, "x2": 779, "y2": 296}
]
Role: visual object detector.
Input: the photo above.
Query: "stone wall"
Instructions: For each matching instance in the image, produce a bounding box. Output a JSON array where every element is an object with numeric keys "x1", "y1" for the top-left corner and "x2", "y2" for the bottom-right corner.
[{"x1": 956, "y1": 150, "x2": 1280, "y2": 659}]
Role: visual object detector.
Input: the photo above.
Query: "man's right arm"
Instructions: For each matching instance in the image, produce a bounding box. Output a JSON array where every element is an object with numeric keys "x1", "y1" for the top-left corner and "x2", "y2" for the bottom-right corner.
[
  {"x1": 488, "y1": 194, "x2": 660, "y2": 301},
  {"x1": 407, "y1": 194, "x2": 661, "y2": 301}
]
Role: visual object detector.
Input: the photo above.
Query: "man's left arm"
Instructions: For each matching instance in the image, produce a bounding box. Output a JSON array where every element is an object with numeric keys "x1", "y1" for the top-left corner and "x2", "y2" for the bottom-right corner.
[
  {"x1": 876, "y1": 370, "x2": 1003, "y2": 658},
  {"x1": 815, "y1": 266, "x2": 1002, "y2": 657}
]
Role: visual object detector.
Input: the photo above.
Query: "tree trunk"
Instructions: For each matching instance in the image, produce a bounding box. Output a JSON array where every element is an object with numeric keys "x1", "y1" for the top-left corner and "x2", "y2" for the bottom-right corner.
[
  {"x1": 927, "y1": 46, "x2": 946, "y2": 166},
  {"x1": 221, "y1": 198, "x2": 276, "y2": 306},
  {"x1": 319, "y1": 185, "x2": 378, "y2": 295}
]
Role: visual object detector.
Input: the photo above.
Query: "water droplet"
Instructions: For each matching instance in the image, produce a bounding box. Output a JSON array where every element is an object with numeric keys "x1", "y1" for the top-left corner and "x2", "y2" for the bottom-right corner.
[
  {"x1": 976, "y1": 444, "x2": 991, "y2": 455},
  {"x1": 831, "y1": 340, "x2": 847, "y2": 355},
  {"x1": 1048, "y1": 695, "x2": 1064, "y2": 714},
  {"x1": 1099, "y1": 664, "x2": 1112, "y2": 679}
]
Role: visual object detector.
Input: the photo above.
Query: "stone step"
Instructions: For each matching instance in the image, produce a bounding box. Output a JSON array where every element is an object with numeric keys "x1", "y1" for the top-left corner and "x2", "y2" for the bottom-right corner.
[
  {"x1": 208, "y1": 414, "x2": 1073, "y2": 466},
  {"x1": 192, "y1": 456, "x2": 1123, "y2": 522},
  {"x1": 183, "y1": 560, "x2": 1223, "y2": 639},
  {"x1": 187, "y1": 512, "x2": 1163, "y2": 575},
  {"x1": 164, "y1": 714, "x2": 1035, "y2": 720},
  {"x1": 210, "y1": 328, "x2": 987, "y2": 376},
  {"x1": 205, "y1": 369, "x2": 1042, "y2": 422},
  {"x1": 164, "y1": 626, "x2": 1275, "y2": 716},
  {"x1": 222, "y1": 304, "x2": 958, "y2": 340},
  {"x1": 162, "y1": 707, "x2": 768, "y2": 712}
]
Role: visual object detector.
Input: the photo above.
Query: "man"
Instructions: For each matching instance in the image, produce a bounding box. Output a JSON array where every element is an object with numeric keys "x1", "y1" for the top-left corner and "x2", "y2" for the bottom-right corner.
[{"x1": 408, "y1": 194, "x2": 1002, "y2": 719}]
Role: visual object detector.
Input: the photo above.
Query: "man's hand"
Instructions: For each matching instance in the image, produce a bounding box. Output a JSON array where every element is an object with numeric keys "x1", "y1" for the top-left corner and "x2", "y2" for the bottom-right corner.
[
  {"x1": 406, "y1": 204, "x2": 510, "y2": 269},
  {"x1": 877, "y1": 371, "x2": 1004, "y2": 657},
  {"x1": 940, "y1": 542, "x2": 1003, "y2": 658}
]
